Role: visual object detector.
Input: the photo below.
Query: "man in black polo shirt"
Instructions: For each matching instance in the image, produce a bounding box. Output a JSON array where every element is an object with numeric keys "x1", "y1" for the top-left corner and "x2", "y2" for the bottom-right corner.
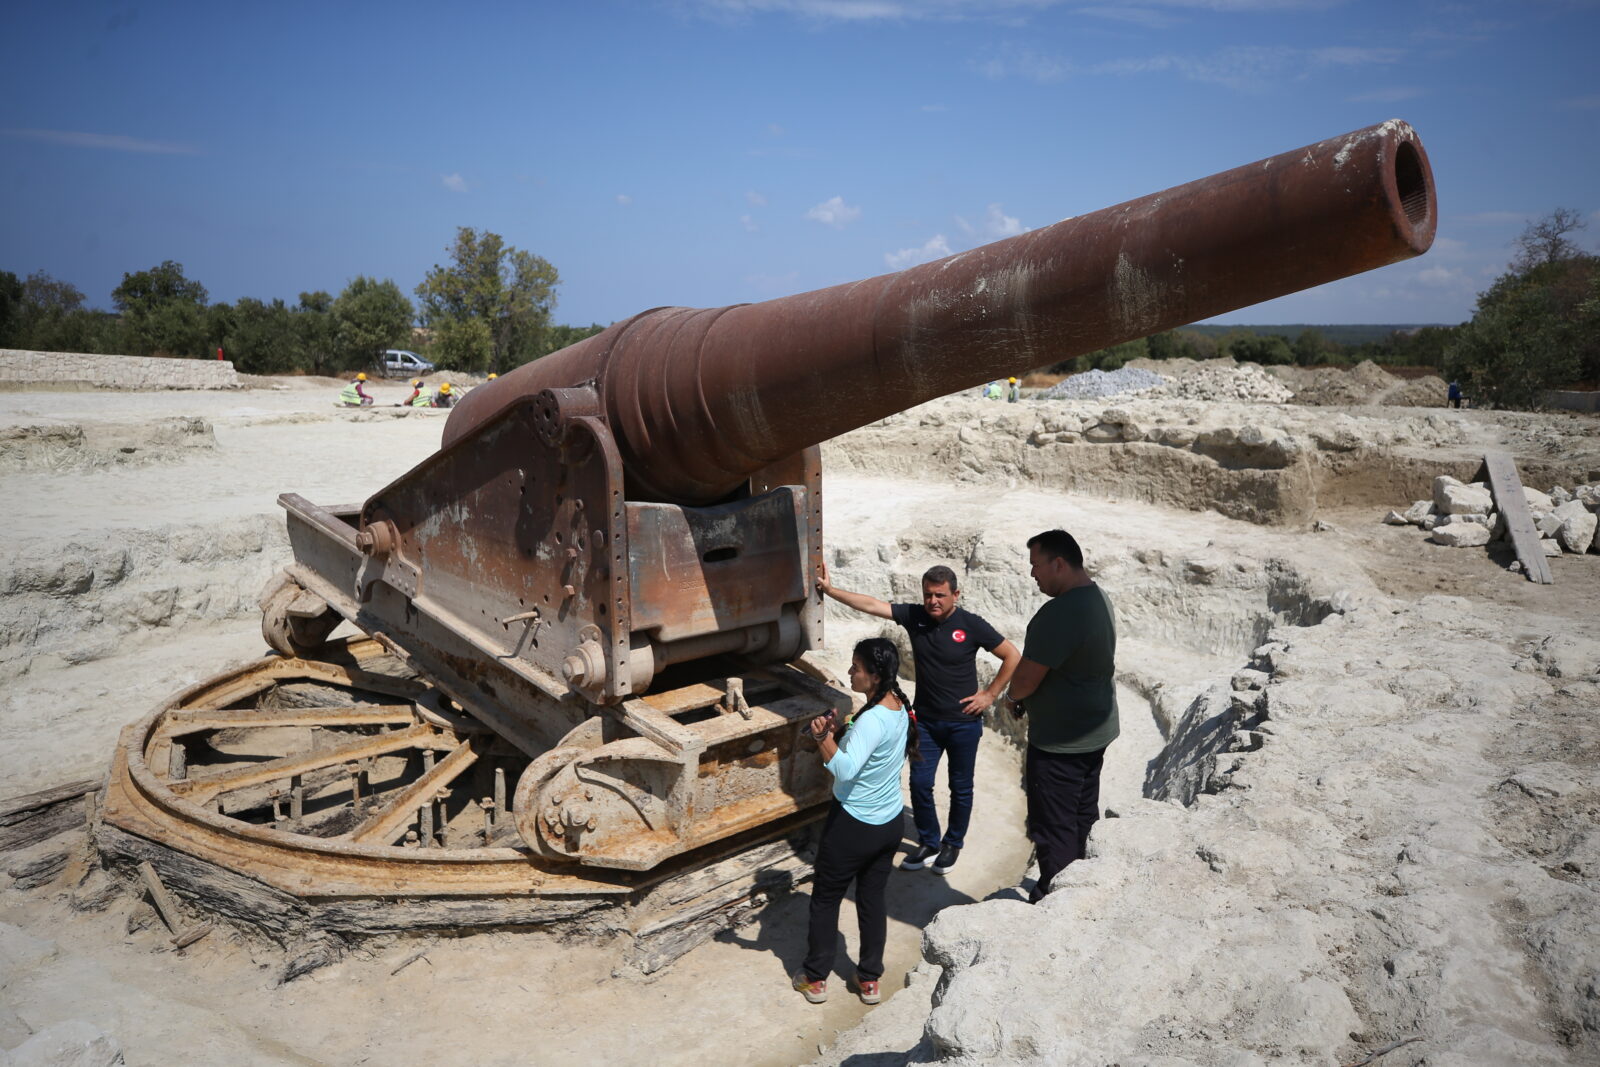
[{"x1": 817, "y1": 561, "x2": 1020, "y2": 875}]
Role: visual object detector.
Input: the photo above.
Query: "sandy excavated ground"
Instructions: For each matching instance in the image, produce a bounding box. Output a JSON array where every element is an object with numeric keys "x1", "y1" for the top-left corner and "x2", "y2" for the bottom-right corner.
[{"x1": 2, "y1": 371, "x2": 1598, "y2": 1066}]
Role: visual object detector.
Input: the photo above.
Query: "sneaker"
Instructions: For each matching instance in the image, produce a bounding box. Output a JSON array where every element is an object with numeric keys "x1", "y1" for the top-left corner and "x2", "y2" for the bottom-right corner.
[
  {"x1": 900, "y1": 844, "x2": 938, "y2": 871},
  {"x1": 792, "y1": 970, "x2": 827, "y2": 1004},
  {"x1": 932, "y1": 844, "x2": 960, "y2": 876},
  {"x1": 853, "y1": 976, "x2": 882, "y2": 1005}
]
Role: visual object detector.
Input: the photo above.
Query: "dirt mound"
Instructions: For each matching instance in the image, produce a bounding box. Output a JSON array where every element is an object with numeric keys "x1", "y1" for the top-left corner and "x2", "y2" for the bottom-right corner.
[
  {"x1": 1273, "y1": 359, "x2": 1402, "y2": 406},
  {"x1": 1382, "y1": 374, "x2": 1447, "y2": 407}
]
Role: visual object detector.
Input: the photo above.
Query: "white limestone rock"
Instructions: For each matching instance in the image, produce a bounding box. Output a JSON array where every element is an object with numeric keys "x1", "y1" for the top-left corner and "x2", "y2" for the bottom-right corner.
[
  {"x1": 1541, "y1": 538, "x2": 1562, "y2": 557},
  {"x1": 1431, "y1": 522, "x2": 1491, "y2": 547},
  {"x1": 1551, "y1": 485, "x2": 1572, "y2": 505},
  {"x1": 1401, "y1": 499, "x2": 1434, "y2": 525},
  {"x1": 1435, "y1": 479, "x2": 1493, "y2": 516},
  {"x1": 1556, "y1": 509, "x2": 1597, "y2": 553},
  {"x1": 1536, "y1": 511, "x2": 1563, "y2": 537},
  {"x1": 1422, "y1": 514, "x2": 1440, "y2": 531},
  {"x1": 1523, "y1": 486, "x2": 1554, "y2": 510}
]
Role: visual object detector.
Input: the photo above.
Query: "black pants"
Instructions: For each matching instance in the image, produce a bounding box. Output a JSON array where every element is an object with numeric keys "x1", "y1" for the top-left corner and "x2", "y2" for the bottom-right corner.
[
  {"x1": 1025, "y1": 745, "x2": 1106, "y2": 903},
  {"x1": 804, "y1": 803, "x2": 901, "y2": 982}
]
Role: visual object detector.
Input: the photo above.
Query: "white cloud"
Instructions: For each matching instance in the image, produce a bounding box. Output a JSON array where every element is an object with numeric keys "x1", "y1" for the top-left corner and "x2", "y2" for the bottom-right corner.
[
  {"x1": 745, "y1": 190, "x2": 767, "y2": 206},
  {"x1": 984, "y1": 203, "x2": 1025, "y2": 237},
  {"x1": 740, "y1": 213, "x2": 759, "y2": 231},
  {"x1": 1346, "y1": 86, "x2": 1426, "y2": 103},
  {"x1": 1560, "y1": 95, "x2": 1600, "y2": 110},
  {"x1": 885, "y1": 235, "x2": 953, "y2": 269},
  {"x1": 1074, "y1": 5, "x2": 1178, "y2": 28},
  {"x1": 688, "y1": 0, "x2": 1336, "y2": 23},
  {"x1": 1, "y1": 127, "x2": 199, "y2": 155},
  {"x1": 1416, "y1": 265, "x2": 1467, "y2": 287},
  {"x1": 616, "y1": 193, "x2": 633, "y2": 205},
  {"x1": 954, "y1": 214, "x2": 976, "y2": 237},
  {"x1": 806, "y1": 195, "x2": 862, "y2": 228},
  {"x1": 1452, "y1": 211, "x2": 1525, "y2": 225},
  {"x1": 978, "y1": 41, "x2": 1403, "y2": 91},
  {"x1": 442, "y1": 173, "x2": 468, "y2": 193},
  {"x1": 974, "y1": 46, "x2": 1071, "y2": 83}
]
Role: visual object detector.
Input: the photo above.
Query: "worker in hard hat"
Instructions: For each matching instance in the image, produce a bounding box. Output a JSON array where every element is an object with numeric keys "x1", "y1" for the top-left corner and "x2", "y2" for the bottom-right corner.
[
  {"x1": 1007, "y1": 377, "x2": 1020, "y2": 403},
  {"x1": 487, "y1": 372, "x2": 498, "y2": 381},
  {"x1": 339, "y1": 372, "x2": 374, "y2": 407},
  {"x1": 397, "y1": 378, "x2": 424, "y2": 407},
  {"x1": 432, "y1": 381, "x2": 455, "y2": 409}
]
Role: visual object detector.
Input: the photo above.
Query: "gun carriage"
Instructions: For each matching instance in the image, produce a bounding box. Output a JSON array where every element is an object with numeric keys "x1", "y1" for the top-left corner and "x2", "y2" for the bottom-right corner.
[{"x1": 98, "y1": 122, "x2": 1435, "y2": 957}]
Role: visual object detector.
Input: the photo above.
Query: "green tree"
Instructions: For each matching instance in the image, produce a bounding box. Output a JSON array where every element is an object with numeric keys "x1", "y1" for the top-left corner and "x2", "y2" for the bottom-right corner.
[
  {"x1": 538, "y1": 322, "x2": 606, "y2": 357},
  {"x1": 1446, "y1": 256, "x2": 1599, "y2": 407},
  {"x1": 295, "y1": 291, "x2": 339, "y2": 374},
  {"x1": 1227, "y1": 333, "x2": 1294, "y2": 365},
  {"x1": 1293, "y1": 327, "x2": 1328, "y2": 366},
  {"x1": 224, "y1": 297, "x2": 302, "y2": 374},
  {"x1": 414, "y1": 228, "x2": 559, "y2": 372},
  {"x1": 0, "y1": 271, "x2": 28, "y2": 347},
  {"x1": 333, "y1": 276, "x2": 413, "y2": 372},
  {"x1": 1511, "y1": 207, "x2": 1587, "y2": 274},
  {"x1": 112, "y1": 260, "x2": 209, "y2": 357}
]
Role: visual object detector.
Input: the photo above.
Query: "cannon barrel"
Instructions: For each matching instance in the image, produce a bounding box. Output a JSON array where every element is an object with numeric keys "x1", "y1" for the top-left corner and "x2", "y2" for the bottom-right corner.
[{"x1": 447, "y1": 120, "x2": 1435, "y2": 504}]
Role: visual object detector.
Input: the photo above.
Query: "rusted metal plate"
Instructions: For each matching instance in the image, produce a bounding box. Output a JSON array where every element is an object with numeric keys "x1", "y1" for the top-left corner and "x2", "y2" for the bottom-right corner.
[{"x1": 627, "y1": 488, "x2": 806, "y2": 641}]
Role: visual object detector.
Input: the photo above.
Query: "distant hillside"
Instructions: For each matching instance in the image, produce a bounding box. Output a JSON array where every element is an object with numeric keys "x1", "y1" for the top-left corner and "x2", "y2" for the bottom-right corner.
[{"x1": 1181, "y1": 324, "x2": 1450, "y2": 346}]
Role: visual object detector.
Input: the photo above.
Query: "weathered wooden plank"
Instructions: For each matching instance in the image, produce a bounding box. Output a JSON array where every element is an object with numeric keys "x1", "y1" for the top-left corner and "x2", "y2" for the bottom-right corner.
[
  {"x1": 162, "y1": 705, "x2": 417, "y2": 737},
  {"x1": 171, "y1": 723, "x2": 438, "y2": 804},
  {"x1": 1482, "y1": 450, "x2": 1554, "y2": 584},
  {"x1": 0, "y1": 779, "x2": 99, "y2": 819},
  {"x1": 0, "y1": 799, "x2": 88, "y2": 852}
]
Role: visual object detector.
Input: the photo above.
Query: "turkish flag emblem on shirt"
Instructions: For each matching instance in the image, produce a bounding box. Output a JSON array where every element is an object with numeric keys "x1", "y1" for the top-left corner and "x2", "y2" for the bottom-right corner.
[{"x1": 951, "y1": 629, "x2": 968, "y2": 643}]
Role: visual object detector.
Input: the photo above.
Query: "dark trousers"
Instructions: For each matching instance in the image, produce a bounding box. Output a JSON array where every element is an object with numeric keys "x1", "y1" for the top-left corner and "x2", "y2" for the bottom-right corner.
[
  {"x1": 804, "y1": 803, "x2": 901, "y2": 982},
  {"x1": 1025, "y1": 745, "x2": 1106, "y2": 903},
  {"x1": 908, "y1": 717, "x2": 981, "y2": 850}
]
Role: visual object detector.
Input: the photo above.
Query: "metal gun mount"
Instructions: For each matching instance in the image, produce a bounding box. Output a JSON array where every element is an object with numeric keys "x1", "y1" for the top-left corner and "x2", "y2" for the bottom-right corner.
[{"x1": 126, "y1": 122, "x2": 1437, "y2": 884}]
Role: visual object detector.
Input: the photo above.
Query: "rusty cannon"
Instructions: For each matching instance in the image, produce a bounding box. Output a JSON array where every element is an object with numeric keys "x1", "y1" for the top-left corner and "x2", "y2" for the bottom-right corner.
[{"x1": 99, "y1": 121, "x2": 1434, "y2": 956}]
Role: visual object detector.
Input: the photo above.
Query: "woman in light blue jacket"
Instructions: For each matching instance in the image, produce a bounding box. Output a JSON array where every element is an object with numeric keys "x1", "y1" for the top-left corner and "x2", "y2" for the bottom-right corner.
[{"x1": 793, "y1": 638, "x2": 919, "y2": 1006}]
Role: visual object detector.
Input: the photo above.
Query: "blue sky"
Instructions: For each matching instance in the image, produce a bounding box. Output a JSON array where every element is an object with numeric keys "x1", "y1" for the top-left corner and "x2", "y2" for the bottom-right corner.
[{"x1": 2, "y1": 0, "x2": 1596, "y2": 329}]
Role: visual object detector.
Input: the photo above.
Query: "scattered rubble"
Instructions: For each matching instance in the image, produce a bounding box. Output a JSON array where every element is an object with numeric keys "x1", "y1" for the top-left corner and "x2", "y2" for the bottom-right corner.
[
  {"x1": 1035, "y1": 367, "x2": 1166, "y2": 400},
  {"x1": 1150, "y1": 362, "x2": 1294, "y2": 403},
  {"x1": 1384, "y1": 475, "x2": 1600, "y2": 554}
]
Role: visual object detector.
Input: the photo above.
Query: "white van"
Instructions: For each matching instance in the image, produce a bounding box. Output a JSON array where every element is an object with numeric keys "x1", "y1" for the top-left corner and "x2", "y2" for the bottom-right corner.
[{"x1": 378, "y1": 350, "x2": 435, "y2": 378}]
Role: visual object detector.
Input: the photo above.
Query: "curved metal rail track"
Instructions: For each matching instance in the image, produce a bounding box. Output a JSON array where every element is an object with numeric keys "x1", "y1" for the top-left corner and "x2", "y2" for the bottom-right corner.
[{"x1": 98, "y1": 638, "x2": 821, "y2": 963}]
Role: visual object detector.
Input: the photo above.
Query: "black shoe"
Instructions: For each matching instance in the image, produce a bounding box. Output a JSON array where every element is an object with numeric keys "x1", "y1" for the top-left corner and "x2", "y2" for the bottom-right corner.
[
  {"x1": 932, "y1": 844, "x2": 960, "y2": 875},
  {"x1": 900, "y1": 844, "x2": 938, "y2": 871}
]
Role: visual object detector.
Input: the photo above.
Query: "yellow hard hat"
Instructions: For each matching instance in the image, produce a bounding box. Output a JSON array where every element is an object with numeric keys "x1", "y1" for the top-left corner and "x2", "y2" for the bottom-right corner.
[
  {"x1": 412, "y1": 379, "x2": 422, "y2": 387},
  {"x1": 439, "y1": 382, "x2": 452, "y2": 394},
  {"x1": 1008, "y1": 377, "x2": 1018, "y2": 383},
  {"x1": 356, "y1": 372, "x2": 367, "y2": 381},
  {"x1": 487, "y1": 373, "x2": 498, "y2": 380}
]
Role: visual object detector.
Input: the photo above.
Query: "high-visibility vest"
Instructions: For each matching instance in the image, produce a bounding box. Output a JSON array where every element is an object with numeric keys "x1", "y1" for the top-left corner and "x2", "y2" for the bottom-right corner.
[
  {"x1": 411, "y1": 390, "x2": 433, "y2": 407},
  {"x1": 339, "y1": 383, "x2": 363, "y2": 405}
]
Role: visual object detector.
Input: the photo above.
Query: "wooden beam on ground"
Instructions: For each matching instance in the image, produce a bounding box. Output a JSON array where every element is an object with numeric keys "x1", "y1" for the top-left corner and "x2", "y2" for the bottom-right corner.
[{"x1": 1481, "y1": 450, "x2": 1553, "y2": 584}]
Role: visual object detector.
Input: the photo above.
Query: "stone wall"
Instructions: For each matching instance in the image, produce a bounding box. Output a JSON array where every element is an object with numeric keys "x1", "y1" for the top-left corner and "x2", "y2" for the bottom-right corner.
[{"x1": 0, "y1": 350, "x2": 239, "y2": 390}]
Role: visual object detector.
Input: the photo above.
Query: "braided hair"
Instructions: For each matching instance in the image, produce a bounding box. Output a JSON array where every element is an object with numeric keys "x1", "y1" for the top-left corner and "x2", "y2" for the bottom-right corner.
[{"x1": 852, "y1": 637, "x2": 920, "y2": 762}]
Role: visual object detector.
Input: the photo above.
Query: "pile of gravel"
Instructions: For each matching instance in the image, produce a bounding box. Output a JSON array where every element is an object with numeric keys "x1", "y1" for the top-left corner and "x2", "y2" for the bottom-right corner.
[{"x1": 1037, "y1": 366, "x2": 1167, "y2": 400}]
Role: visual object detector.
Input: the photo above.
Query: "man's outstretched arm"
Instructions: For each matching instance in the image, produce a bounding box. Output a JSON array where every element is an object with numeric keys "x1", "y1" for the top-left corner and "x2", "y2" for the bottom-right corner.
[{"x1": 815, "y1": 560, "x2": 893, "y2": 620}]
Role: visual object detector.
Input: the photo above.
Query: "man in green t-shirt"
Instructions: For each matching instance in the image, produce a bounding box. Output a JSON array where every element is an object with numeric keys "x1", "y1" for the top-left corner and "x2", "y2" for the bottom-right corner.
[{"x1": 1003, "y1": 529, "x2": 1118, "y2": 902}]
